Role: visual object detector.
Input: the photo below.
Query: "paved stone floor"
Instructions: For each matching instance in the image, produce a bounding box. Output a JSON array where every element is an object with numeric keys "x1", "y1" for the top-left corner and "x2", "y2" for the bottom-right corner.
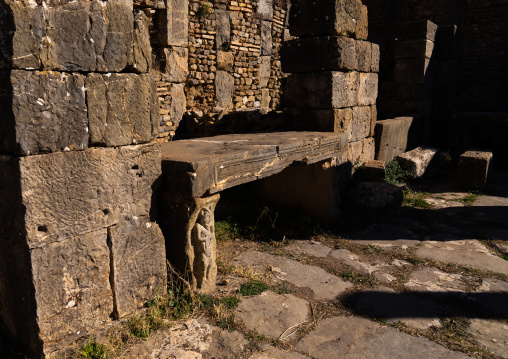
[{"x1": 117, "y1": 170, "x2": 508, "y2": 359}]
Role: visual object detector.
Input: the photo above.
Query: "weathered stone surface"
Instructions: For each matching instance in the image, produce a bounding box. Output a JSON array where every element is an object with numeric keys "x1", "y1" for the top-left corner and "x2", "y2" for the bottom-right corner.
[
  {"x1": 353, "y1": 287, "x2": 442, "y2": 330},
  {"x1": 160, "y1": 195, "x2": 220, "y2": 293},
  {"x1": 356, "y1": 40, "x2": 372, "y2": 72},
  {"x1": 415, "y1": 239, "x2": 508, "y2": 275},
  {"x1": 236, "y1": 291, "x2": 310, "y2": 339},
  {"x1": 257, "y1": 155, "x2": 347, "y2": 223},
  {"x1": 132, "y1": 10, "x2": 152, "y2": 73},
  {"x1": 0, "y1": 70, "x2": 87, "y2": 156},
  {"x1": 281, "y1": 36, "x2": 358, "y2": 73},
  {"x1": 358, "y1": 72, "x2": 378, "y2": 106},
  {"x1": 348, "y1": 181, "x2": 403, "y2": 210},
  {"x1": 374, "y1": 117, "x2": 414, "y2": 163},
  {"x1": 475, "y1": 278, "x2": 508, "y2": 318},
  {"x1": 394, "y1": 40, "x2": 435, "y2": 59},
  {"x1": 206, "y1": 329, "x2": 249, "y2": 358},
  {"x1": 348, "y1": 137, "x2": 375, "y2": 166},
  {"x1": 157, "y1": 0, "x2": 188, "y2": 47},
  {"x1": 168, "y1": 83, "x2": 186, "y2": 126},
  {"x1": 397, "y1": 20, "x2": 438, "y2": 41},
  {"x1": 397, "y1": 147, "x2": 441, "y2": 178},
  {"x1": 17, "y1": 143, "x2": 161, "y2": 249},
  {"x1": 288, "y1": 108, "x2": 353, "y2": 133},
  {"x1": 261, "y1": 88, "x2": 271, "y2": 107},
  {"x1": 249, "y1": 346, "x2": 310, "y2": 359},
  {"x1": 86, "y1": 73, "x2": 159, "y2": 147},
  {"x1": 217, "y1": 50, "x2": 234, "y2": 72},
  {"x1": 371, "y1": 43, "x2": 380, "y2": 72},
  {"x1": 350, "y1": 106, "x2": 373, "y2": 142},
  {"x1": 259, "y1": 56, "x2": 271, "y2": 88},
  {"x1": 162, "y1": 47, "x2": 189, "y2": 82},
  {"x1": 2, "y1": 2, "x2": 139, "y2": 72},
  {"x1": 32, "y1": 229, "x2": 113, "y2": 354},
  {"x1": 404, "y1": 267, "x2": 469, "y2": 293},
  {"x1": 285, "y1": 72, "x2": 359, "y2": 109},
  {"x1": 468, "y1": 320, "x2": 508, "y2": 359},
  {"x1": 261, "y1": 20, "x2": 273, "y2": 55},
  {"x1": 285, "y1": 240, "x2": 333, "y2": 258},
  {"x1": 160, "y1": 132, "x2": 348, "y2": 198},
  {"x1": 109, "y1": 217, "x2": 167, "y2": 318},
  {"x1": 216, "y1": 10, "x2": 231, "y2": 51},
  {"x1": 215, "y1": 70, "x2": 235, "y2": 110},
  {"x1": 394, "y1": 58, "x2": 432, "y2": 85},
  {"x1": 257, "y1": 0, "x2": 273, "y2": 20},
  {"x1": 296, "y1": 316, "x2": 469, "y2": 359},
  {"x1": 234, "y1": 251, "x2": 352, "y2": 300},
  {"x1": 456, "y1": 150, "x2": 493, "y2": 190},
  {"x1": 289, "y1": 0, "x2": 368, "y2": 39}
]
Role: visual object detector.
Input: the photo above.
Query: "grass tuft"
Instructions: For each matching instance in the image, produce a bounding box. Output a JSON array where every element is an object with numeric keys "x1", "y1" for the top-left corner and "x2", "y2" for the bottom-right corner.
[
  {"x1": 403, "y1": 191, "x2": 432, "y2": 209},
  {"x1": 78, "y1": 340, "x2": 107, "y2": 359},
  {"x1": 240, "y1": 280, "x2": 269, "y2": 296}
]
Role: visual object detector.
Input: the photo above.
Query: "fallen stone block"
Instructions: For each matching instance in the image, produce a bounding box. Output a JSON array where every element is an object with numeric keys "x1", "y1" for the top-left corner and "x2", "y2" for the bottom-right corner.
[
  {"x1": 289, "y1": 0, "x2": 368, "y2": 39},
  {"x1": 156, "y1": 0, "x2": 188, "y2": 47},
  {"x1": 456, "y1": 150, "x2": 493, "y2": 190},
  {"x1": 9, "y1": 143, "x2": 161, "y2": 249},
  {"x1": 161, "y1": 47, "x2": 189, "y2": 82},
  {"x1": 358, "y1": 73, "x2": 378, "y2": 106},
  {"x1": 374, "y1": 117, "x2": 414, "y2": 163},
  {"x1": 394, "y1": 39, "x2": 435, "y2": 59},
  {"x1": 281, "y1": 36, "x2": 358, "y2": 73},
  {"x1": 109, "y1": 217, "x2": 167, "y2": 318},
  {"x1": 348, "y1": 181, "x2": 403, "y2": 211},
  {"x1": 0, "y1": 70, "x2": 88, "y2": 156},
  {"x1": 397, "y1": 146, "x2": 441, "y2": 178},
  {"x1": 353, "y1": 160, "x2": 386, "y2": 182},
  {"x1": 285, "y1": 72, "x2": 359, "y2": 109},
  {"x1": 86, "y1": 73, "x2": 159, "y2": 147}
]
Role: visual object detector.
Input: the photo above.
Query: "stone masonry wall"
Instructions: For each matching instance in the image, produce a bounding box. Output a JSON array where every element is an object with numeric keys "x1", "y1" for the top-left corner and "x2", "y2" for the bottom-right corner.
[{"x1": 0, "y1": 0, "x2": 167, "y2": 356}]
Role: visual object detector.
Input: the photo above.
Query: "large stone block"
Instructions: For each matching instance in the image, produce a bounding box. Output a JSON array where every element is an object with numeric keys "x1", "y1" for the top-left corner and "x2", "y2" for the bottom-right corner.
[
  {"x1": 394, "y1": 58, "x2": 432, "y2": 84},
  {"x1": 168, "y1": 83, "x2": 187, "y2": 126},
  {"x1": 132, "y1": 10, "x2": 152, "y2": 73},
  {"x1": 285, "y1": 72, "x2": 359, "y2": 109},
  {"x1": 0, "y1": 70, "x2": 88, "y2": 156},
  {"x1": 162, "y1": 47, "x2": 189, "y2": 82},
  {"x1": 31, "y1": 229, "x2": 113, "y2": 354},
  {"x1": 356, "y1": 40, "x2": 372, "y2": 72},
  {"x1": 350, "y1": 106, "x2": 373, "y2": 142},
  {"x1": 288, "y1": 108, "x2": 352, "y2": 133},
  {"x1": 358, "y1": 73, "x2": 378, "y2": 106},
  {"x1": 14, "y1": 143, "x2": 161, "y2": 249},
  {"x1": 397, "y1": 20, "x2": 438, "y2": 42},
  {"x1": 0, "y1": 1, "x2": 143, "y2": 72},
  {"x1": 261, "y1": 20, "x2": 272, "y2": 55},
  {"x1": 374, "y1": 117, "x2": 414, "y2": 163},
  {"x1": 348, "y1": 137, "x2": 375, "y2": 167},
  {"x1": 109, "y1": 217, "x2": 167, "y2": 318},
  {"x1": 394, "y1": 40, "x2": 435, "y2": 59},
  {"x1": 289, "y1": 0, "x2": 368, "y2": 39},
  {"x1": 259, "y1": 56, "x2": 271, "y2": 88},
  {"x1": 217, "y1": 51, "x2": 234, "y2": 72},
  {"x1": 371, "y1": 43, "x2": 380, "y2": 72},
  {"x1": 456, "y1": 150, "x2": 493, "y2": 190},
  {"x1": 86, "y1": 73, "x2": 159, "y2": 147},
  {"x1": 157, "y1": 0, "x2": 188, "y2": 47},
  {"x1": 397, "y1": 147, "x2": 441, "y2": 178},
  {"x1": 257, "y1": 0, "x2": 273, "y2": 20},
  {"x1": 216, "y1": 10, "x2": 231, "y2": 51},
  {"x1": 215, "y1": 71, "x2": 234, "y2": 111},
  {"x1": 281, "y1": 36, "x2": 358, "y2": 73}
]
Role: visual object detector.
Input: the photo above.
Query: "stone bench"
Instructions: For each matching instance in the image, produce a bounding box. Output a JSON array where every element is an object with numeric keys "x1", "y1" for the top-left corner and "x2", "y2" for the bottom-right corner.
[{"x1": 157, "y1": 131, "x2": 348, "y2": 292}]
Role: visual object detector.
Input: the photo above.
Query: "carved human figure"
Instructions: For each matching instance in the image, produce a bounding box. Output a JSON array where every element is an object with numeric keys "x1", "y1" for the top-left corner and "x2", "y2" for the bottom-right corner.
[{"x1": 191, "y1": 202, "x2": 216, "y2": 289}]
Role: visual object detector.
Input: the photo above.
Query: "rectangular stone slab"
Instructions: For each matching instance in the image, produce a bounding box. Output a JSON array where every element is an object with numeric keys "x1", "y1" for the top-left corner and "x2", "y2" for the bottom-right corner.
[
  {"x1": 161, "y1": 132, "x2": 348, "y2": 198},
  {"x1": 13, "y1": 143, "x2": 161, "y2": 249}
]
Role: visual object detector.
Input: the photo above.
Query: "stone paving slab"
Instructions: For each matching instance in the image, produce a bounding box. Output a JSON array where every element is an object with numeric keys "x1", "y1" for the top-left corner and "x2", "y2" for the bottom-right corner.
[
  {"x1": 474, "y1": 278, "x2": 508, "y2": 317},
  {"x1": 349, "y1": 223, "x2": 420, "y2": 249},
  {"x1": 415, "y1": 239, "x2": 508, "y2": 275},
  {"x1": 234, "y1": 251, "x2": 352, "y2": 300},
  {"x1": 284, "y1": 240, "x2": 333, "y2": 258},
  {"x1": 249, "y1": 345, "x2": 310, "y2": 359},
  {"x1": 295, "y1": 316, "x2": 470, "y2": 359},
  {"x1": 404, "y1": 267, "x2": 471, "y2": 293},
  {"x1": 352, "y1": 287, "x2": 442, "y2": 330},
  {"x1": 467, "y1": 319, "x2": 508, "y2": 359},
  {"x1": 235, "y1": 291, "x2": 310, "y2": 340}
]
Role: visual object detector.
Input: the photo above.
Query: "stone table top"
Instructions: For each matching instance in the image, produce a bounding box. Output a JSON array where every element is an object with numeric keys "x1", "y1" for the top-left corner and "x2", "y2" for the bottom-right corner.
[{"x1": 161, "y1": 132, "x2": 348, "y2": 198}]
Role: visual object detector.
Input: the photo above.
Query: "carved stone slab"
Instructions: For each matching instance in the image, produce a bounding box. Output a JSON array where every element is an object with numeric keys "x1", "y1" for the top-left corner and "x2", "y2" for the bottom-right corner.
[{"x1": 160, "y1": 132, "x2": 348, "y2": 198}]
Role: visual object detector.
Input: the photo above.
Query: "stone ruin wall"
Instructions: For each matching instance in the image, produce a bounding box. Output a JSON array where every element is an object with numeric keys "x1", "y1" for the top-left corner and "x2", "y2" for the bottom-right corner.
[
  {"x1": 0, "y1": 0, "x2": 168, "y2": 356},
  {"x1": 133, "y1": 0, "x2": 290, "y2": 140}
]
